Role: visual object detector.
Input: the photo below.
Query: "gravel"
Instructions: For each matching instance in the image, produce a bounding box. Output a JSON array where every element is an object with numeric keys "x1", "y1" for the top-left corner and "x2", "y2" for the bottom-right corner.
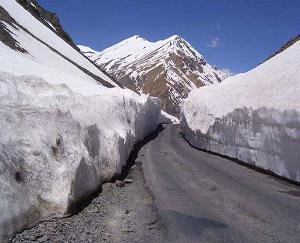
[{"x1": 11, "y1": 161, "x2": 166, "y2": 243}]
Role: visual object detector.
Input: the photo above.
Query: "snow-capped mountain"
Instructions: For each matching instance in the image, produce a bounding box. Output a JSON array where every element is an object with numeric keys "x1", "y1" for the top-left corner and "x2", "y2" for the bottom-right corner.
[
  {"x1": 79, "y1": 35, "x2": 227, "y2": 116},
  {"x1": 0, "y1": 0, "x2": 160, "y2": 240},
  {"x1": 181, "y1": 36, "x2": 300, "y2": 182}
]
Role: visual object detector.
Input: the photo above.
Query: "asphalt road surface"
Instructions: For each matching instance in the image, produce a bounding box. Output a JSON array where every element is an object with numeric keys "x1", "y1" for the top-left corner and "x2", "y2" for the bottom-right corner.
[
  {"x1": 13, "y1": 124, "x2": 300, "y2": 243},
  {"x1": 141, "y1": 124, "x2": 300, "y2": 243}
]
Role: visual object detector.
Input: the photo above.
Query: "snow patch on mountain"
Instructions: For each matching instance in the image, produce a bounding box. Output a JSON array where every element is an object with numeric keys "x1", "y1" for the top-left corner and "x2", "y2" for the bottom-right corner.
[{"x1": 181, "y1": 39, "x2": 300, "y2": 182}]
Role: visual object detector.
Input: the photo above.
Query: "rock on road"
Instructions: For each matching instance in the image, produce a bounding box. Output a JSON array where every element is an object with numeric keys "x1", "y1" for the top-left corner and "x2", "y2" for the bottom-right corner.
[{"x1": 141, "y1": 124, "x2": 300, "y2": 243}]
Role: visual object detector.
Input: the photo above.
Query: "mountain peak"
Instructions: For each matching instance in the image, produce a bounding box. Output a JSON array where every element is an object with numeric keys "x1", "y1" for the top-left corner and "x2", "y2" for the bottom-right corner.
[
  {"x1": 163, "y1": 35, "x2": 186, "y2": 45},
  {"x1": 127, "y1": 35, "x2": 148, "y2": 42},
  {"x1": 128, "y1": 35, "x2": 184, "y2": 43},
  {"x1": 168, "y1": 35, "x2": 183, "y2": 41},
  {"x1": 132, "y1": 34, "x2": 143, "y2": 39},
  {"x1": 81, "y1": 34, "x2": 227, "y2": 117}
]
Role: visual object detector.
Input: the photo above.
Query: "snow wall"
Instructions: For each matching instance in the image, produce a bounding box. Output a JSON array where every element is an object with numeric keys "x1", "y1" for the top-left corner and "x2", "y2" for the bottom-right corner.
[
  {"x1": 0, "y1": 72, "x2": 160, "y2": 240},
  {"x1": 181, "y1": 40, "x2": 300, "y2": 183}
]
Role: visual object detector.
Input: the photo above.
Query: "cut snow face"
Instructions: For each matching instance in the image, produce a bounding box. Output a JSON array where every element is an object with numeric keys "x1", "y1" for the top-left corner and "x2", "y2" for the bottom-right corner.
[
  {"x1": 0, "y1": 0, "x2": 161, "y2": 240},
  {"x1": 0, "y1": 71, "x2": 160, "y2": 241},
  {"x1": 78, "y1": 35, "x2": 227, "y2": 117},
  {"x1": 181, "y1": 39, "x2": 300, "y2": 182}
]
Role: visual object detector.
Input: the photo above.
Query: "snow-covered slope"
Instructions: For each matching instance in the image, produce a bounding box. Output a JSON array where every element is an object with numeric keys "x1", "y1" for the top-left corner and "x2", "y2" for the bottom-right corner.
[
  {"x1": 79, "y1": 35, "x2": 227, "y2": 116},
  {"x1": 181, "y1": 39, "x2": 300, "y2": 182},
  {"x1": 0, "y1": 0, "x2": 160, "y2": 240},
  {"x1": 16, "y1": 0, "x2": 79, "y2": 51},
  {"x1": 0, "y1": 0, "x2": 120, "y2": 91}
]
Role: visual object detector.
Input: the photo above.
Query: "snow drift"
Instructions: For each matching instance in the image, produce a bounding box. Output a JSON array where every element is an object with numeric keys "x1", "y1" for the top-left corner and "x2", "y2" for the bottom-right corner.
[
  {"x1": 0, "y1": 0, "x2": 160, "y2": 240},
  {"x1": 181, "y1": 39, "x2": 300, "y2": 182}
]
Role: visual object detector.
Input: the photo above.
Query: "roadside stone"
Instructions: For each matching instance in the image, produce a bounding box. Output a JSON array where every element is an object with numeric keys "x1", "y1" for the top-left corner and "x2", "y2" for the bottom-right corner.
[
  {"x1": 86, "y1": 206, "x2": 100, "y2": 214},
  {"x1": 130, "y1": 165, "x2": 137, "y2": 171},
  {"x1": 116, "y1": 180, "x2": 125, "y2": 187}
]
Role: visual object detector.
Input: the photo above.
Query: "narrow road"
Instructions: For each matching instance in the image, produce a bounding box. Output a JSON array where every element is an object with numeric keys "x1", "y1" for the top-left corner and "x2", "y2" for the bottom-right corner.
[
  {"x1": 13, "y1": 124, "x2": 300, "y2": 243},
  {"x1": 141, "y1": 124, "x2": 300, "y2": 243}
]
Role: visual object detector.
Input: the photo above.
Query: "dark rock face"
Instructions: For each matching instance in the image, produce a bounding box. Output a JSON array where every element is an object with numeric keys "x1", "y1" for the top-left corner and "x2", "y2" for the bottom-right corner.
[
  {"x1": 0, "y1": 6, "x2": 27, "y2": 53},
  {"x1": 16, "y1": 0, "x2": 79, "y2": 51}
]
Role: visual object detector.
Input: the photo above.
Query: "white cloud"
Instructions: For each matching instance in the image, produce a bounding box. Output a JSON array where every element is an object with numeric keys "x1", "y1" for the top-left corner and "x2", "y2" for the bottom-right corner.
[
  {"x1": 220, "y1": 68, "x2": 235, "y2": 76},
  {"x1": 207, "y1": 37, "x2": 220, "y2": 48}
]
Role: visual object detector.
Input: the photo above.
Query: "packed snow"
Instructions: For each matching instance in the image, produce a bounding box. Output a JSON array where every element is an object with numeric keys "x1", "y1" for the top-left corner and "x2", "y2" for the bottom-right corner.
[
  {"x1": 181, "y1": 40, "x2": 300, "y2": 182},
  {"x1": 0, "y1": 0, "x2": 161, "y2": 240}
]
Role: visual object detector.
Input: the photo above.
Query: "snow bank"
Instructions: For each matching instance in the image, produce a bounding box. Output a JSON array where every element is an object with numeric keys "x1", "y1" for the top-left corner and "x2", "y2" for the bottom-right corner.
[
  {"x1": 0, "y1": 72, "x2": 160, "y2": 240},
  {"x1": 0, "y1": 0, "x2": 161, "y2": 240},
  {"x1": 181, "y1": 40, "x2": 300, "y2": 182}
]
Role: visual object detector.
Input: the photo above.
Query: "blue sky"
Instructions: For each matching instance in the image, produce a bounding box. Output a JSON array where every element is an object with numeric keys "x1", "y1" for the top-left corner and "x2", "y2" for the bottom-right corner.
[{"x1": 40, "y1": 0, "x2": 299, "y2": 74}]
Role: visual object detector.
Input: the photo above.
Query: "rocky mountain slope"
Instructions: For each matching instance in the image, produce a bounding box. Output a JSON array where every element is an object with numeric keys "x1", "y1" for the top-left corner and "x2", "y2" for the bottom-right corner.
[
  {"x1": 181, "y1": 37, "x2": 300, "y2": 182},
  {"x1": 17, "y1": 0, "x2": 78, "y2": 50},
  {"x1": 79, "y1": 35, "x2": 227, "y2": 116},
  {"x1": 0, "y1": 0, "x2": 161, "y2": 240}
]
